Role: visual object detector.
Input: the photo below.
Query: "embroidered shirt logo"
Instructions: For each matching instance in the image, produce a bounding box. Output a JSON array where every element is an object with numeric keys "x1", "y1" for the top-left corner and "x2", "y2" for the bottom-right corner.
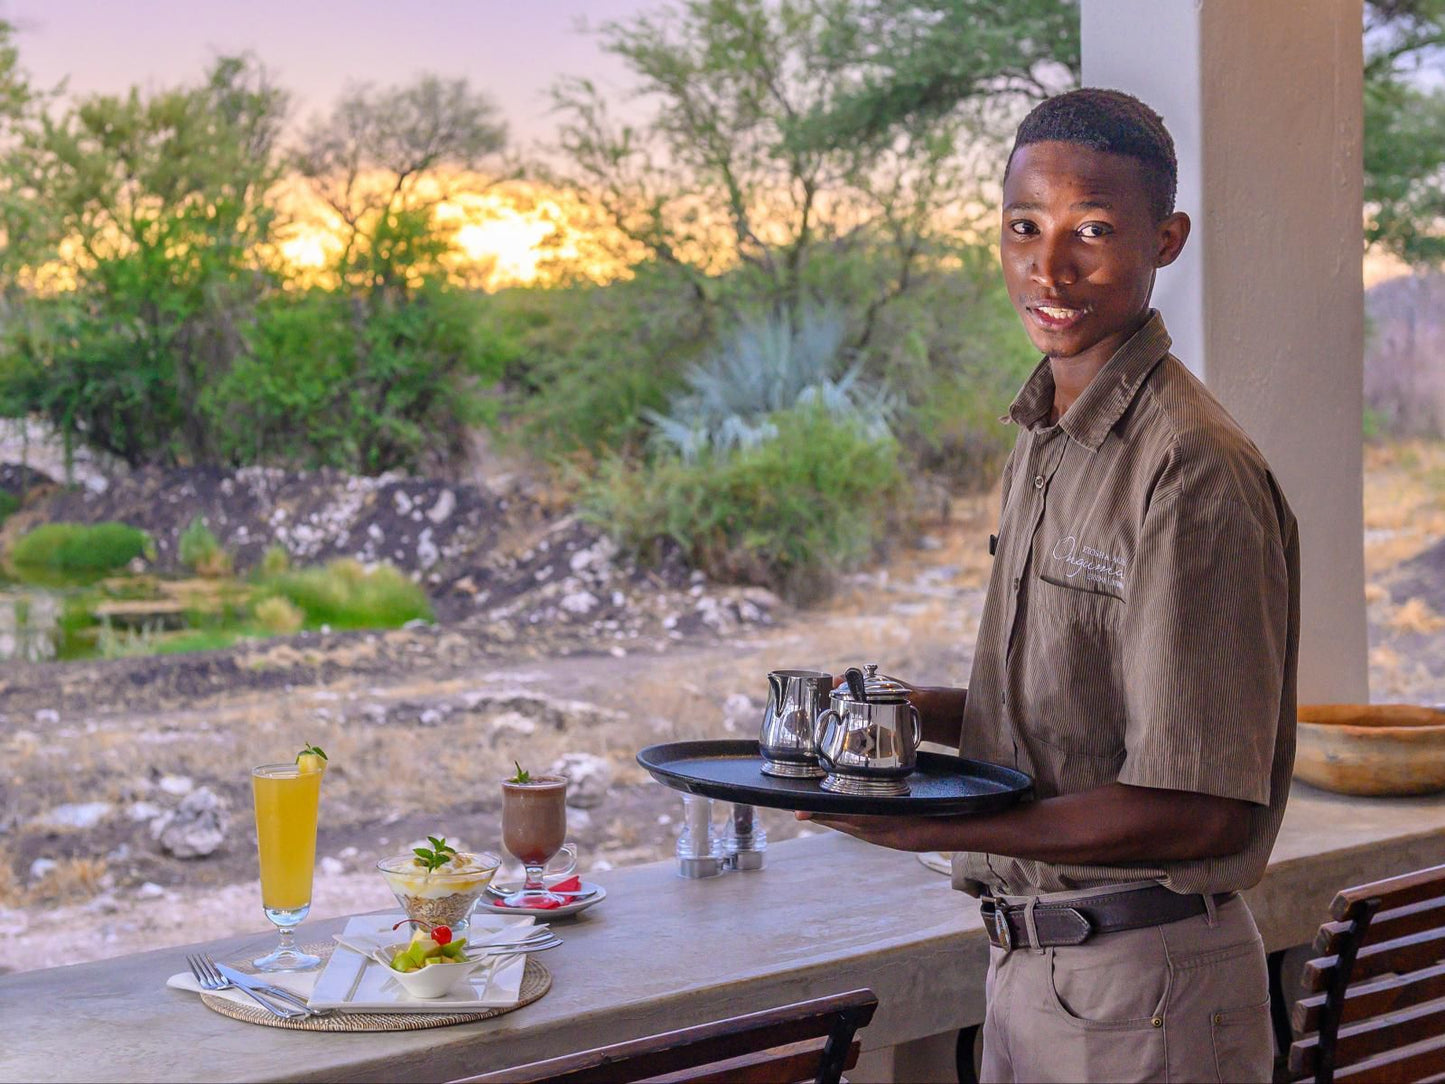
[{"x1": 1049, "y1": 535, "x2": 1128, "y2": 593}]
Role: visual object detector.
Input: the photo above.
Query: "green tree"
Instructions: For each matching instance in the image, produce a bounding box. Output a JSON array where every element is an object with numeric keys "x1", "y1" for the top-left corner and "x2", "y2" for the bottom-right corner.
[
  {"x1": 0, "y1": 54, "x2": 287, "y2": 465},
  {"x1": 1364, "y1": 0, "x2": 1445, "y2": 265},
  {"x1": 552, "y1": 0, "x2": 979, "y2": 324},
  {"x1": 802, "y1": 0, "x2": 1445, "y2": 267},
  {"x1": 294, "y1": 75, "x2": 509, "y2": 290}
]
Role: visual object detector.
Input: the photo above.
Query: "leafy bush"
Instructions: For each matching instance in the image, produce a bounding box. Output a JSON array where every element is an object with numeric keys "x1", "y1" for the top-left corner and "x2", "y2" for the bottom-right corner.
[
  {"x1": 204, "y1": 283, "x2": 492, "y2": 474},
  {"x1": 10, "y1": 522, "x2": 151, "y2": 573},
  {"x1": 260, "y1": 559, "x2": 432, "y2": 629},
  {"x1": 585, "y1": 405, "x2": 906, "y2": 601},
  {"x1": 499, "y1": 268, "x2": 711, "y2": 462},
  {"x1": 646, "y1": 304, "x2": 893, "y2": 463},
  {"x1": 0, "y1": 491, "x2": 17, "y2": 527},
  {"x1": 259, "y1": 545, "x2": 291, "y2": 577},
  {"x1": 253, "y1": 596, "x2": 304, "y2": 634},
  {"x1": 178, "y1": 517, "x2": 232, "y2": 577}
]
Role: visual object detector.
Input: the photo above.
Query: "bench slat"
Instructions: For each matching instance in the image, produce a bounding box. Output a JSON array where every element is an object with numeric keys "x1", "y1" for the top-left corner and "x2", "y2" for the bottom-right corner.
[
  {"x1": 1289, "y1": 997, "x2": 1445, "y2": 1074},
  {"x1": 1293, "y1": 961, "x2": 1445, "y2": 1033},
  {"x1": 1301, "y1": 926, "x2": 1445, "y2": 993},
  {"x1": 1315, "y1": 896, "x2": 1445, "y2": 955},
  {"x1": 1333, "y1": 865, "x2": 1445, "y2": 922}
]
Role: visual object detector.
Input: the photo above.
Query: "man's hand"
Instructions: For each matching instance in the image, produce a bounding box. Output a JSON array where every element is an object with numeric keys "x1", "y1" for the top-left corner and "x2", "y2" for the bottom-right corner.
[{"x1": 797, "y1": 782, "x2": 1252, "y2": 864}]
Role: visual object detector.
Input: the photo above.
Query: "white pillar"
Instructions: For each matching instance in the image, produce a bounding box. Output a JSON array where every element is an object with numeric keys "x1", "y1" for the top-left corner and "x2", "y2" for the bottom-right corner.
[{"x1": 1082, "y1": 0, "x2": 1369, "y2": 704}]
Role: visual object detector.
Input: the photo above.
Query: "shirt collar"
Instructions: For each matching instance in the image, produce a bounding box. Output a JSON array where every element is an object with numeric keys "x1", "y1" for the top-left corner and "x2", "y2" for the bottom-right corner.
[{"x1": 1005, "y1": 311, "x2": 1173, "y2": 450}]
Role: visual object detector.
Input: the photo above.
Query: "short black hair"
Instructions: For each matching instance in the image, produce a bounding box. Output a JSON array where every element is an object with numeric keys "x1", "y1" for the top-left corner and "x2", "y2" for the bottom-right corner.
[{"x1": 1006, "y1": 88, "x2": 1178, "y2": 222}]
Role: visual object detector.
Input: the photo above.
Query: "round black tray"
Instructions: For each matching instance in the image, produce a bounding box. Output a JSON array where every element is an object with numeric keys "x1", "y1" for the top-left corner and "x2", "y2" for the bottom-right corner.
[{"x1": 636, "y1": 740, "x2": 1032, "y2": 817}]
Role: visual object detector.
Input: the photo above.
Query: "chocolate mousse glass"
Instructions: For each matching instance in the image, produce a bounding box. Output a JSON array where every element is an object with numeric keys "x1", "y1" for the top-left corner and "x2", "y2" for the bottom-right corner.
[{"x1": 501, "y1": 774, "x2": 575, "y2": 908}]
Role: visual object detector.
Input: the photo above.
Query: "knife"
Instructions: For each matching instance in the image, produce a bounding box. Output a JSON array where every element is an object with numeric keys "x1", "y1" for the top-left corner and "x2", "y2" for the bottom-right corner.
[{"x1": 215, "y1": 962, "x2": 320, "y2": 1015}]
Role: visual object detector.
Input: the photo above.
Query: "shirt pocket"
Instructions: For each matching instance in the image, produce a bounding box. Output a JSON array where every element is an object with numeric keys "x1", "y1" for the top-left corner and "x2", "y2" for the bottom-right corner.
[{"x1": 1014, "y1": 576, "x2": 1126, "y2": 760}]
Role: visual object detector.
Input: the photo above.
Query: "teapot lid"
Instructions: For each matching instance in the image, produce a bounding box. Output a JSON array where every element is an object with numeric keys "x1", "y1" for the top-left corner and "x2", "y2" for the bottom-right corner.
[{"x1": 839, "y1": 663, "x2": 909, "y2": 702}]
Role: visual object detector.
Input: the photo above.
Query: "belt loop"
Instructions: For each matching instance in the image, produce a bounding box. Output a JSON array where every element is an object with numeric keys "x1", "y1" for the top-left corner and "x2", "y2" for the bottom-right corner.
[
  {"x1": 1023, "y1": 896, "x2": 1045, "y2": 955},
  {"x1": 1202, "y1": 892, "x2": 1218, "y2": 927}
]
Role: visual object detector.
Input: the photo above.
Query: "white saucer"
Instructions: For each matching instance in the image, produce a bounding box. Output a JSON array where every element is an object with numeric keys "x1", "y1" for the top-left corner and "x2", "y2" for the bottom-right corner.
[{"x1": 476, "y1": 881, "x2": 607, "y2": 918}]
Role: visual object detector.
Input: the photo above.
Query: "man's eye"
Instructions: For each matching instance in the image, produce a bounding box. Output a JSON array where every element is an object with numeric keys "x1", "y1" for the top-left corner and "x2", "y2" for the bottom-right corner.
[
  {"x1": 1079, "y1": 223, "x2": 1112, "y2": 238},
  {"x1": 1008, "y1": 221, "x2": 1037, "y2": 236}
]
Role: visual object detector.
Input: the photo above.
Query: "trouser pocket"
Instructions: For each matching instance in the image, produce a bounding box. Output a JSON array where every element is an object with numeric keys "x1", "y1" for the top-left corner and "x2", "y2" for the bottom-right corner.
[{"x1": 1210, "y1": 998, "x2": 1273, "y2": 1083}]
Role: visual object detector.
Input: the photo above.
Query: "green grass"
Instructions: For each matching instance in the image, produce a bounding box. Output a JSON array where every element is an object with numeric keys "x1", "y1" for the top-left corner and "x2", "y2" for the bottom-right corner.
[
  {"x1": 10, "y1": 522, "x2": 151, "y2": 573},
  {"x1": 259, "y1": 558, "x2": 432, "y2": 629}
]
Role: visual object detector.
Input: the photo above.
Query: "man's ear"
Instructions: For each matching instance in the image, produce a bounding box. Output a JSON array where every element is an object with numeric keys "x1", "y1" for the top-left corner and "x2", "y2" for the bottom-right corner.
[{"x1": 1155, "y1": 211, "x2": 1191, "y2": 267}]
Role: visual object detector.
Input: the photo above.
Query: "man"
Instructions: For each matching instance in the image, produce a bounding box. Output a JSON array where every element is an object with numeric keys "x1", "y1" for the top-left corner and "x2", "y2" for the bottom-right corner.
[{"x1": 800, "y1": 88, "x2": 1299, "y2": 1082}]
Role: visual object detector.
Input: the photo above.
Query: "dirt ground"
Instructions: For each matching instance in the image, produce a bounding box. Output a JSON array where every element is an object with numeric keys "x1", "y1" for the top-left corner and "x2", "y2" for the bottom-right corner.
[{"x1": 2, "y1": 441, "x2": 1443, "y2": 976}]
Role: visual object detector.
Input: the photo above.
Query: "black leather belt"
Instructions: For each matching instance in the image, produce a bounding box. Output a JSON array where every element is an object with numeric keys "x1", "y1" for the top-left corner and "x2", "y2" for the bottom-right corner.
[{"x1": 981, "y1": 885, "x2": 1237, "y2": 950}]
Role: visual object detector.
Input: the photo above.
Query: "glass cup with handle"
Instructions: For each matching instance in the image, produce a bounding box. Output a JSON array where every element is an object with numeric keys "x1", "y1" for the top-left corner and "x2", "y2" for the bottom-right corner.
[
  {"x1": 500, "y1": 774, "x2": 578, "y2": 907},
  {"x1": 251, "y1": 760, "x2": 325, "y2": 971}
]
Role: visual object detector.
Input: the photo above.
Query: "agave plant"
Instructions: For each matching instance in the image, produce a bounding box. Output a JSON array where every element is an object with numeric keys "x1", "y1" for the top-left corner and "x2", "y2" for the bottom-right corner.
[{"x1": 646, "y1": 304, "x2": 894, "y2": 463}]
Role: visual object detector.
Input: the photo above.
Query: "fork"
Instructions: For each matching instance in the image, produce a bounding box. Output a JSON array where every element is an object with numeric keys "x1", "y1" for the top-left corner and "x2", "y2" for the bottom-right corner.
[{"x1": 186, "y1": 954, "x2": 308, "y2": 1019}]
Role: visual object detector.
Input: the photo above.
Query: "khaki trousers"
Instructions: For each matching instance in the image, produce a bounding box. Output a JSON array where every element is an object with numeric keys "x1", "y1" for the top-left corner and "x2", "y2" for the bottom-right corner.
[{"x1": 980, "y1": 892, "x2": 1272, "y2": 1083}]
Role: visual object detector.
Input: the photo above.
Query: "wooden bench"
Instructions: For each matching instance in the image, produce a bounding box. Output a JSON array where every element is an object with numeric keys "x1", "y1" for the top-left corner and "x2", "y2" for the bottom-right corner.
[
  {"x1": 1288, "y1": 863, "x2": 1445, "y2": 1082},
  {"x1": 453, "y1": 988, "x2": 879, "y2": 1084}
]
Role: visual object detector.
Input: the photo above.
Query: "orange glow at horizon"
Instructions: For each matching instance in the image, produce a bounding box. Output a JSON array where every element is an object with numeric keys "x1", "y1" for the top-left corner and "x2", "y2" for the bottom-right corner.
[{"x1": 272, "y1": 175, "x2": 638, "y2": 291}]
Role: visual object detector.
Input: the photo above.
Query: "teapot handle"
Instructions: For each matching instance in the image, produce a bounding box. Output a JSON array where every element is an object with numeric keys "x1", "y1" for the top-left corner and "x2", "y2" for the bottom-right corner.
[
  {"x1": 909, "y1": 704, "x2": 922, "y2": 751},
  {"x1": 814, "y1": 708, "x2": 840, "y2": 771}
]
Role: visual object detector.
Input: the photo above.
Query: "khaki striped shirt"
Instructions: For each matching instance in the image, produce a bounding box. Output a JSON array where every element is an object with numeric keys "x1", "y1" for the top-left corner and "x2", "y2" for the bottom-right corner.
[{"x1": 953, "y1": 312, "x2": 1300, "y2": 897}]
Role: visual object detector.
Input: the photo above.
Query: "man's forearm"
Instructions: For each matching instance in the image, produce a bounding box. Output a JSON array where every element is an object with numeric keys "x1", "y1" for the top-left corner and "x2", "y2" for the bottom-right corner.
[
  {"x1": 911, "y1": 685, "x2": 967, "y2": 747},
  {"x1": 805, "y1": 782, "x2": 1253, "y2": 865}
]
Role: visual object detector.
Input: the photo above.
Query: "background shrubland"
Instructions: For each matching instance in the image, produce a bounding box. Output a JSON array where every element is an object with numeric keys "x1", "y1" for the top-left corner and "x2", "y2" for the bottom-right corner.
[{"x1": 0, "y1": 0, "x2": 1442, "y2": 603}]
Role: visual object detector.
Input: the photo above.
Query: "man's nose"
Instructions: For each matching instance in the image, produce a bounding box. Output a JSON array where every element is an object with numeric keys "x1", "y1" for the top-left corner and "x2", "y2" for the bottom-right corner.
[{"x1": 1031, "y1": 235, "x2": 1077, "y2": 287}]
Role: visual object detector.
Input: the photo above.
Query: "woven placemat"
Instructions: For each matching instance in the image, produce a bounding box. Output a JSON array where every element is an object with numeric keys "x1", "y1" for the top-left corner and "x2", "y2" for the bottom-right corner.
[{"x1": 197, "y1": 943, "x2": 552, "y2": 1031}]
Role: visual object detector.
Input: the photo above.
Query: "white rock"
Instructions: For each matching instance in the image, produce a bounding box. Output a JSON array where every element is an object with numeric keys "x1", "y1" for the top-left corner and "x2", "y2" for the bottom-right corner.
[
  {"x1": 126, "y1": 801, "x2": 164, "y2": 823},
  {"x1": 34, "y1": 708, "x2": 59, "y2": 725},
  {"x1": 419, "y1": 708, "x2": 445, "y2": 726},
  {"x1": 609, "y1": 646, "x2": 627, "y2": 658},
  {"x1": 393, "y1": 491, "x2": 413, "y2": 515},
  {"x1": 319, "y1": 856, "x2": 345, "y2": 876},
  {"x1": 416, "y1": 527, "x2": 439, "y2": 569},
  {"x1": 427, "y1": 489, "x2": 456, "y2": 524},
  {"x1": 29, "y1": 858, "x2": 57, "y2": 881},
  {"x1": 490, "y1": 711, "x2": 537, "y2": 738},
  {"x1": 339, "y1": 846, "x2": 359, "y2": 859},
  {"x1": 136, "y1": 882, "x2": 166, "y2": 900},
  {"x1": 33, "y1": 801, "x2": 114, "y2": 830},
  {"x1": 154, "y1": 787, "x2": 229, "y2": 859},
  {"x1": 157, "y1": 774, "x2": 194, "y2": 797},
  {"x1": 560, "y1": 590, "x2": 599, "y2": 615},
  {"x1": 723, "y1": 693, "x2": 755, "y2": 721},
  {"x1": 568, "y1": 808, "x2": 593, "y2": 831},
  {"x1": 547, "y1": 752, "x2": 613, "y2": 809}
]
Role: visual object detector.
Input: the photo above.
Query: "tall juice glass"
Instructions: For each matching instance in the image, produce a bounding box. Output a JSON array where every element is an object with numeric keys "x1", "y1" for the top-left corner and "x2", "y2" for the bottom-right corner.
[{"x1": 252, "y1": 762, "x2": 324, "y2": 971}]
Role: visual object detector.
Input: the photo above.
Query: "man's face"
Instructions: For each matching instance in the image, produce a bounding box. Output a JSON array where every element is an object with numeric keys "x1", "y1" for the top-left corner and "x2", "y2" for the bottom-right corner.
[{"x1": 1000, "y1": 141, "x2": 1188, "y2": 369}]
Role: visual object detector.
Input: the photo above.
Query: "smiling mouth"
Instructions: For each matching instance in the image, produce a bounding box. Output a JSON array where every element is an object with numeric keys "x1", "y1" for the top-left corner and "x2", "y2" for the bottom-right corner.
[{"x1": 1028, "y1": 303, "x2": 1089, "y2": 330}]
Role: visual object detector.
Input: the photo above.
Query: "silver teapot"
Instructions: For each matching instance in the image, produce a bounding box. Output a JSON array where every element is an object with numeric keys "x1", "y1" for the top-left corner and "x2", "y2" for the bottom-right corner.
[
  {"x1": 814, "y1": 664, "x2": 921, "y2": 796},
  {"x1": 758, "y1": 669, "x2": 832, "y2": 778}
]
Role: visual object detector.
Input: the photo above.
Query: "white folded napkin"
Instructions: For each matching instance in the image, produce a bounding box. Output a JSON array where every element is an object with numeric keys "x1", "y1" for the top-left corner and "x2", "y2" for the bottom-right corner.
[{"x1": 167, "y1": 913, "x2": 534, "y2": 1014}]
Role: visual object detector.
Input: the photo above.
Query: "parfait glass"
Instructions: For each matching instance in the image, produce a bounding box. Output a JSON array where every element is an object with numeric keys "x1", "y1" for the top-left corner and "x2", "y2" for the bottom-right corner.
[
  {"x1": 251, "y1": 761, "x2": 324, "y2": 971},
  {"x1": 500, "y1": 774, "x2": 575, "y2": 907}
]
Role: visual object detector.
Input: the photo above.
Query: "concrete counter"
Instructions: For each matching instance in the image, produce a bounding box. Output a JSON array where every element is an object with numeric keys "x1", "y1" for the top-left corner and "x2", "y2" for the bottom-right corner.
[{"x1": 2, "y1": 784, "x2": 1444, "y2": 1083}]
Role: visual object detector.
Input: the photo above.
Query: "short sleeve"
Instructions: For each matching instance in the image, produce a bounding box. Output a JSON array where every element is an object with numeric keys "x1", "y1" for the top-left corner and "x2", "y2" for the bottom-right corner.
[{"x1": 1118, "y1": 494, "x2": 1290, "y2": 805}]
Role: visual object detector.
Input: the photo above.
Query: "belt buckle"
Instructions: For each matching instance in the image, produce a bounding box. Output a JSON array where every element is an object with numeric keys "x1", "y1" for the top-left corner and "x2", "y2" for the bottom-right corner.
[{"x1": 983, "y1": 899, "x2": 1014, "y2": 952}]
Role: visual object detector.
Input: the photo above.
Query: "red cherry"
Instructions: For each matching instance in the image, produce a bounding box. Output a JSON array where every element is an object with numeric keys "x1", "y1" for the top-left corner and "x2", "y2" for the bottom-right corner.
[{"x1": 432, "y1": 925, "x2": 452, "y2": 945}]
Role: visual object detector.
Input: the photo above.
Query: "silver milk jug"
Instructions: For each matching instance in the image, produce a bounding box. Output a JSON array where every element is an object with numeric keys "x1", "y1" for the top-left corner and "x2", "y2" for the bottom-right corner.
[
  {"x1": 759, "y1": 669, "x2": 833, "y2": 778},
  {"x1": 814, "y1": 664, "x2": 922, "y2": 796}
]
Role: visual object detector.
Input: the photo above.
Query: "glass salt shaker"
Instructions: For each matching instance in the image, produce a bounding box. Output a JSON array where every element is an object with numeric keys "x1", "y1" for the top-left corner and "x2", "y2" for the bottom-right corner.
[{"x1": 675, "y1": 793, "x2": 722, "y2": 878}]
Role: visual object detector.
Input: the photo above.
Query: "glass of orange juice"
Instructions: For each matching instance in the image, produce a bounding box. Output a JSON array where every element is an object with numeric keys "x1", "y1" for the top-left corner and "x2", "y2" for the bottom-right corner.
[{"x1": 251, "y1": 760, "x2": 325, "y2": 971}]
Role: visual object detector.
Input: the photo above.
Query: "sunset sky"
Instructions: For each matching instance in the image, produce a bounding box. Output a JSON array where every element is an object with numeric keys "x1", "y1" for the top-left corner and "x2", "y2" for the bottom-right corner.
[{"x1": 1, "y1": 0, "x2": 650, "y2": 147}]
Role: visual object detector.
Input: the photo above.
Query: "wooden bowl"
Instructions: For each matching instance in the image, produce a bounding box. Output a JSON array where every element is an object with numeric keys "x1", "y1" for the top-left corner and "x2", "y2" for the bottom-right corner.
[{"x1": 1294, "y1": 704, "x2": 1445, "y2": 796}]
